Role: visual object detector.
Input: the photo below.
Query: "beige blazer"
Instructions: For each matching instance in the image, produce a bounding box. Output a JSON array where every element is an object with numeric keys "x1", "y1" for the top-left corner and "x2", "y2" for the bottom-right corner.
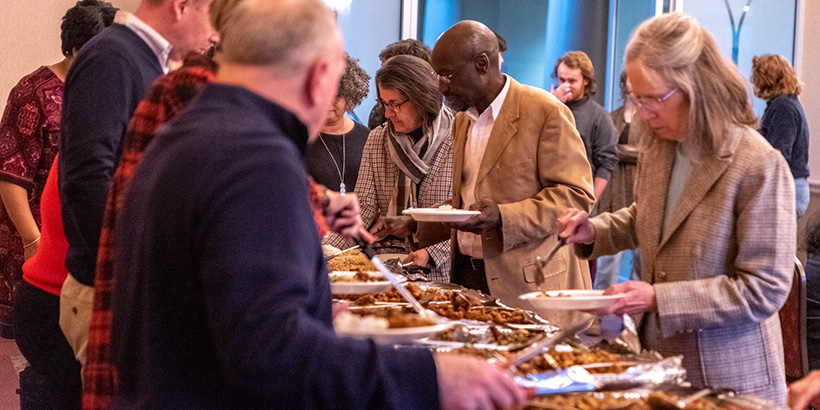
[
  {"x1": 451, "y1": 77, "x2": 595, "y2": 326},
  {"x1": 586, "y1": 125, "x2": 794, "y2": 405}
]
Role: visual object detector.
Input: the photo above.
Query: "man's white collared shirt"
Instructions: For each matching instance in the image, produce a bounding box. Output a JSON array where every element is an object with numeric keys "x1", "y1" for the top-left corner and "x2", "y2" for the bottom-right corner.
[
  {"x1": 458, "y1": 75, "x2": 511, "y2": 259},
  {"x1": 114, "y1": 11, "x2": 172, "y2": 74}
]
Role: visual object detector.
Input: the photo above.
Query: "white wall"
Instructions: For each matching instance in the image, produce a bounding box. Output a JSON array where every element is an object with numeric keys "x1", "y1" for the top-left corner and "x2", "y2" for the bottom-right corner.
[
  {"x1": 0, "y1": 0, "x2": 141, "y2": 115},
  {"x1": 796, "y1": 0, "x2": 820, "y2": 187}
]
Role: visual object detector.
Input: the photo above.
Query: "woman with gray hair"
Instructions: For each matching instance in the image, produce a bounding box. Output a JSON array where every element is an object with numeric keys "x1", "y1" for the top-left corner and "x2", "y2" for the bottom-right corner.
[
  {"x1": 354, "y1": 54, "x2": 454, "y2": 282},
  {"x1": 557, "y1": 13, "x2": 793, "y2": 404}
]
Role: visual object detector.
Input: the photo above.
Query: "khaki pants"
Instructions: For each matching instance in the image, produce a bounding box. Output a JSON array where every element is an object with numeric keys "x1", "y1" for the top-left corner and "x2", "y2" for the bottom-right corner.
[{"x1": 59, "y1": 273, "x2": 94, "y2": 368}]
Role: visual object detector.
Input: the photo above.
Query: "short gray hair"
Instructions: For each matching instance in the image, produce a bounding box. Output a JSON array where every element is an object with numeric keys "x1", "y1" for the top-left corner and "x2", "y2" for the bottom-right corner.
[
  {"x1": 376, "y1": 55, "x2": 442, "y2": 131},
  {"x1": 218, "y1": 0, "x2": 337, "y2": 72}
]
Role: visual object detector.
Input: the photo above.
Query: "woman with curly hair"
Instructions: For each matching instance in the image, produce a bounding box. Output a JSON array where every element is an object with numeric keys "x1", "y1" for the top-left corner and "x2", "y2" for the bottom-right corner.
[
  {"x1": 306, "y1": 53, "x2": 370, "y2": 194},
  {"x1": 751, "y1": 54, "x2": 810, "y2": 217}
]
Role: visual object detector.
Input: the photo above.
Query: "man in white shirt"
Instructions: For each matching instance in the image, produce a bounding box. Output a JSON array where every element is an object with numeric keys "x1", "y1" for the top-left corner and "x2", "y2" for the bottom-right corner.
[{"x1": 431, "y1": 20, "x2": 595, "y2": 325}]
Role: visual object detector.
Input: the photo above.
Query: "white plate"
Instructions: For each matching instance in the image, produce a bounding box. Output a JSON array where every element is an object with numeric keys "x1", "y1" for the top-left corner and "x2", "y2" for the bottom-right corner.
[
  {"x1": 328, "y1": 271, "x2": 405, "y2": 294},
  {"x1": 518, "y1": 290, "x2": 625, "y2": 310},
  {"x1": 336, "y1": 323, "x2": 452, "y2": 344},
  {"x1": 402, "y1": 208, "x2": 480, "y2": 222}
]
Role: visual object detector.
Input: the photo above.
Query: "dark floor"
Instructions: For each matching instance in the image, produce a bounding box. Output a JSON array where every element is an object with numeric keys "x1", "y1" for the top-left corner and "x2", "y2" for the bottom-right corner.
[{"x1": 0, "y1": 338, "x2": 22, "y2": 410}]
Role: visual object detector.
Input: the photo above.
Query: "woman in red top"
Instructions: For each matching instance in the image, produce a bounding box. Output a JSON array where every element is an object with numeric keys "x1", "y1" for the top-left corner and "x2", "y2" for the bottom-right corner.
[
  {"x1": 0, "y1": 0, "x2": 116, "y2": 340},
  {"x1": 9, "y1": 1, "x2": 117, "y2": 409}
]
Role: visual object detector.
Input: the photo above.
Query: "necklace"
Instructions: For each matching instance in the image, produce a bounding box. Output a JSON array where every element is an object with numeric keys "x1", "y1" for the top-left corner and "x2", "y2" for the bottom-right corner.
[{"x1": 318, "y1": 132, "x2": 346, "y2": 193}]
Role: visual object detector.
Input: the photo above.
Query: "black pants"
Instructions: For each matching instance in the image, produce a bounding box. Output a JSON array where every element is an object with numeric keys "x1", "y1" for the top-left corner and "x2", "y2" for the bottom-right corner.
[
  {"x1": 14, "y1": 280, "x2": 82, "y2": 410},
  {"x1": 451, "y1": 252, "x2": 490, "y2": 294}
]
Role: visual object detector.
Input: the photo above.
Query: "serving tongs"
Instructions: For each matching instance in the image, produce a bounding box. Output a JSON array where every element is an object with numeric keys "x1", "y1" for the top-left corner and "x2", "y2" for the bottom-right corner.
[
  {"x1": 534, "y1": 236, "x2": 567, "y2": 288},
  {"x1": 371, "y1": 257, "x2": 448, "y2": 324}
]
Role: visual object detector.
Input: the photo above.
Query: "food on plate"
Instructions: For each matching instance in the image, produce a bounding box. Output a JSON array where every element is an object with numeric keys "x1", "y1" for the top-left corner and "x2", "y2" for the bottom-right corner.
[
  {"x1": 538, "y1": 291, "x2": 572, "y2": 297},
  {"x1": 327, "y1": 248, "x2": 376, "y2": 272},
  {"x1": 348, "y1": 306, "x2": 436, "y2": 328},
  {"x1": 333, "y1": 311, "x2": 388, "y2": 333},
  {"x1": 329, "y1": 271, "x2": 384, "y2": 283},
  {"x1": 437, "y1": 204, "x2": 454, "y2": 211}
]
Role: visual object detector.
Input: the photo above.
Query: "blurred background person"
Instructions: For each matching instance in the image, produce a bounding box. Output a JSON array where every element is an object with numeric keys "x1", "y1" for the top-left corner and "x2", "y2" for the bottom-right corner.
[
  {"x1": 8, "y1": 2, "x2": 116, "y2": 408},
  {"x1": 550, "y1": 50, "x2": 618, "y2": 201},
  {"x1": 0, "y1": 0, "x2": 115, "y2": 340},
  {"x1": 557, "y1": 13, "x2": 794, "y2": 405},
  {"x1": 594, "y1": 71, "x2": 641, "y2": 289},
  {"x1": 751, "y1": 54, "x2": 810, "y2": 218},
  {"x1": 367, "y1": 39, "x2": 432, "y2": 130},
  {"x1": 306, "y1": 53, "x2": 370, "y2": 194},
  {"x1": 354, "y1": 55, "x2": 454, "y2": 282}
]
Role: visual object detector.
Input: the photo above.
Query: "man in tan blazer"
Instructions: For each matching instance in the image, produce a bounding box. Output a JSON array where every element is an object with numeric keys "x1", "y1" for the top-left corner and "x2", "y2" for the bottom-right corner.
[{"x1": 431, "y1": 20, "x2": 595, "y2": 325}]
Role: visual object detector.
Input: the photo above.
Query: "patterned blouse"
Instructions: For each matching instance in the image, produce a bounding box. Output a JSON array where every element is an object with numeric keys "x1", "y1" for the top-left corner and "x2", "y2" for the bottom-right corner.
[{"x1": 0, "y1": 66, "x2": 63, "y2": 319}]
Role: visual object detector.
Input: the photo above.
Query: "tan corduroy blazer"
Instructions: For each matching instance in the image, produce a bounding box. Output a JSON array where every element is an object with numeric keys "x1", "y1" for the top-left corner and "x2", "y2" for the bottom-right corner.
[
  {"x1": 451, "y1": 77, "x2": 595, "y2": 326},
  {"x1": 585, "y1": 125, "x2": 795, "y2": 405}
]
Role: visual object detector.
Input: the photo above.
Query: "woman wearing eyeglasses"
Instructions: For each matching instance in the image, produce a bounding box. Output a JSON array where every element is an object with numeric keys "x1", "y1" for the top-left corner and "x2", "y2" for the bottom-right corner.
[
  {"x1": 352, "y1": 54, "x2": 454, "y2": 282},
  {"x1": 557, "y1": 13, "x2": 793, "y2": 405}
]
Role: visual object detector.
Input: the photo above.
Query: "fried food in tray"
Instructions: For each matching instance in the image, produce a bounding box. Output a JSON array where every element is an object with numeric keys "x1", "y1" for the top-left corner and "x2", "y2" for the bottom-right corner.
[
  {"x1": 527, "y1": 391, "x2": 748, "y2": 410},
  {"x1": 327, "y1": 248, "x2": 376, "y2": 272},
  {"x1": 436, "y1": 325, "x2": 541, "y2": 347},
  {"x1": 336, "y1": 283, "x2": 452, "y2": 305},
  {"x1": 516, "y1": 346, "x2": 629, "y2": 375},
  {"x1": 427, "y1": 304, "x2": 533, "y2": 325}
]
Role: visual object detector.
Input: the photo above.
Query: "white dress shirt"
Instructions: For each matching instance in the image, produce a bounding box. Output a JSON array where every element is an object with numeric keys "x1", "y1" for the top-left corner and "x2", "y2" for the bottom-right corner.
[
  {"x1": 458, "y1": 75, "x2": 511, "y2": 258},
  {"x1": 114, "y1": 11, "x2": 172, "y2": 74}
]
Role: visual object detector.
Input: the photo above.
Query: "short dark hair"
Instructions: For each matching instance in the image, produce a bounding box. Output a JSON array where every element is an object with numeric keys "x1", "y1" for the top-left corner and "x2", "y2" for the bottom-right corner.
[
  {"x1": 494, "y1": 31, "x2": 507, "y2": 53},
  {"x1": 552, "y1": 50, "x2": 596, "y2": 96},
  {"x1": 61, "y1": 0, "x2": 118, "y2": 57},
  {"x1": 378, "y1": 39, "x2": 432, "y2": 64}
]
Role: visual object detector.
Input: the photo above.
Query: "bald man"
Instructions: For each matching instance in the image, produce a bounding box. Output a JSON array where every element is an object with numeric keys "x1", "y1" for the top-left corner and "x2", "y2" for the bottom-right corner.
[
  {"x1": 431, "y1": 21, "x2": 595, "y2": 326},
  {"x1": 58, "y1": 0, "x2": 219, "y2": 366},
  {"x1": 111, "y1": 2, "x2": 526, "y2": 409}
]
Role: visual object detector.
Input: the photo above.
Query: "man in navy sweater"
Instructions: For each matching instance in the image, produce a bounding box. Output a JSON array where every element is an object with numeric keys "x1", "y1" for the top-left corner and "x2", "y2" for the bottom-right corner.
[
  {"x1": 58, "y1": 0, "x2": 218, "y2": 366},
  {"x1": 111, "y1": 1, "x2": 526, "y2": 409}
]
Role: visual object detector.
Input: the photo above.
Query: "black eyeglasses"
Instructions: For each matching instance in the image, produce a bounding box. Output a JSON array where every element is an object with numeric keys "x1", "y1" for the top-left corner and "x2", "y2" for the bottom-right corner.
[
  {"x1": 431, "y1": 52, "x2": 488, "y2": 84},
  {"x1": 377, "y1": 98, "x2": 410, "y2": 113}
]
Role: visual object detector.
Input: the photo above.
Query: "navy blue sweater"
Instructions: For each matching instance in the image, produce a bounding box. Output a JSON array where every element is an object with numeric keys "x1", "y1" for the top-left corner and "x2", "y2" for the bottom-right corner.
[
  {"x1": 59, "y1": 24, "x2": 163, "y2": 286},
  {"x1": 111, "y1": 83, "x2": 439, "y2": 410},
  {"x1": 565, "y1": 96, "x2": 618, "y2": 181},
  {"x1": 758, "y1": 94, "x2": 810, "y2": 179}
]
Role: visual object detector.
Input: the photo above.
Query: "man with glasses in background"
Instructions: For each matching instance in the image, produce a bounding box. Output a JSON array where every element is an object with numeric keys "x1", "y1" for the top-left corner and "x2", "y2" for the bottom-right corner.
[{"x1": 431, "y1": 20, "x2": 595, "y2": 327}]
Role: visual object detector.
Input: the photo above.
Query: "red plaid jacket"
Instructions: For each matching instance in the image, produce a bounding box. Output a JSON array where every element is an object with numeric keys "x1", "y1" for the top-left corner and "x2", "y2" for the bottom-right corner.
[{"x1": 82, "y1": 54, "x2": 217, "y2": 410}]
